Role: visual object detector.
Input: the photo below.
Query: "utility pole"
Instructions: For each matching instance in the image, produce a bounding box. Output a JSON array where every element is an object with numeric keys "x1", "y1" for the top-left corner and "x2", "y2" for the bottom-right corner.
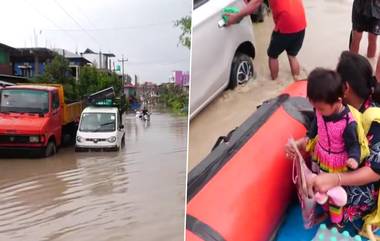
[
  {"x1": 118, "y1": 55, "x2": 128, "y2": 94},
  {"x1": 33, "y1": 28, "x2": 37, "y2": 47}
]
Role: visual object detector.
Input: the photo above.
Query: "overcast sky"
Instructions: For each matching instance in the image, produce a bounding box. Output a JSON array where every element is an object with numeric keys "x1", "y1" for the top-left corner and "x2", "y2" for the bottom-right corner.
[{"x1": 1, "y1": 0, "x2": 191, "y2": 84}]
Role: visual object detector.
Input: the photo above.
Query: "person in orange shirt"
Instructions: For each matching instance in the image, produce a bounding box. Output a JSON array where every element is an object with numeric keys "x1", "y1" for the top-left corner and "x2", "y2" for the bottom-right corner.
[{"x1": 227, "y1": 0, "x2": 307, "y2": 81}]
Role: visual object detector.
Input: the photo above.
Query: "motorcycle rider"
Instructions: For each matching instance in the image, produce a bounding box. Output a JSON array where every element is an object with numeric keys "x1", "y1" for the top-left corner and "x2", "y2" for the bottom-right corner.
[{"x1": 140, "y1": 103, "x2": 149, "y2": 119}]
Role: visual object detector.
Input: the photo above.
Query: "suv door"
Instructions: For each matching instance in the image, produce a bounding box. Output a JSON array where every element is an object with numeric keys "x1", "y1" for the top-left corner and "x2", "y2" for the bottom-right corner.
[{"x1": 190, "y1": 0, "x2": 253, "y2": 118}]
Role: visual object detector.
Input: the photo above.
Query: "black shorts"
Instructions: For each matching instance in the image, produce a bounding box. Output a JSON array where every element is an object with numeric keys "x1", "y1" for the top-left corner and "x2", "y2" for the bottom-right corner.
[
  {"x1": 267, "y1": 30, "x2": 305, "y2": 59},
  {"x1": 352, "y1": 5, "x2": 380, "y2": 34}
]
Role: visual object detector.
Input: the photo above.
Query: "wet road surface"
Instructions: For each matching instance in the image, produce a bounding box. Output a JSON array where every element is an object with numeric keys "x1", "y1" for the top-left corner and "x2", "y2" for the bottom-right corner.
[
  {"x1": 188, "y1": 0, "x2": 377, "y2": 170},
  {"x1": 0, "y1": 112, "x2": 187, "y2": 241}
]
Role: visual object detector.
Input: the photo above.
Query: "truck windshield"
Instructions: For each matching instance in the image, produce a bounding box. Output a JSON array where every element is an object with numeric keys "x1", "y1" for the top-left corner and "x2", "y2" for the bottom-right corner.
[
  {"x1": 0, "y1": 89, "x2": 49, "y2": 114},
  {"x1": 79, "y1": 113, "x2": 116, "y2": 132}
]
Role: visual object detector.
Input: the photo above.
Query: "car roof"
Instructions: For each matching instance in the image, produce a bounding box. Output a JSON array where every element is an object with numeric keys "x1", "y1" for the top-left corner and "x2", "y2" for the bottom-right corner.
[{"x1": 82, "y1": 106, "x2": 118, "y2": 113}]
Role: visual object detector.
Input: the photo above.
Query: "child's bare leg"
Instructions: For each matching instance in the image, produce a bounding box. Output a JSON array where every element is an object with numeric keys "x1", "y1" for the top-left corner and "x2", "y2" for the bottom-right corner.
[
  {"x1": 367, "y1": 33, "x2": 377, "y2": 58},
  {"x1": 288, "y1": 55, "x2": 300, "y2": 79},
  {"x1": 350, "y1": 30, "x2": 363, "y2": 54},
  {"x1": 268, "y1": 57, "x2": 279, "y2": 80}
]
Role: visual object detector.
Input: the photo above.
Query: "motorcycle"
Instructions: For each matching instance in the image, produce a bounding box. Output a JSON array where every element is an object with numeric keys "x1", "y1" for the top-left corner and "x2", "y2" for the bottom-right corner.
[
  {"x1": 142, "y1": 112, "x2": 150, "y2": 121},
  {"x1": 136, "y1": 110, "x2": 150, "y2": 121}
]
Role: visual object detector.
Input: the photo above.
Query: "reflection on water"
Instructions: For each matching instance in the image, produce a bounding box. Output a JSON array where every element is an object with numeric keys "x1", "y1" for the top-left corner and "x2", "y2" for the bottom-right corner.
[{"x1": 0, "y1": 112, "x2": 187, "y2": 241}]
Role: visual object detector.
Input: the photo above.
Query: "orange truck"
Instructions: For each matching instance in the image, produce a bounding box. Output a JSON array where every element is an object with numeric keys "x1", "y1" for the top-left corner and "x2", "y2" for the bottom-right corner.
[{"x1": 0, "y1": 84, "x2": 83, "y2": 156}]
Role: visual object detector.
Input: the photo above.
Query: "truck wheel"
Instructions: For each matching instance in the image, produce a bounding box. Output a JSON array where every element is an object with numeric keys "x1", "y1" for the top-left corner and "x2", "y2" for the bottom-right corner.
[{"x1": 44, "y1": 141, "x2": 56, "y2": 157}]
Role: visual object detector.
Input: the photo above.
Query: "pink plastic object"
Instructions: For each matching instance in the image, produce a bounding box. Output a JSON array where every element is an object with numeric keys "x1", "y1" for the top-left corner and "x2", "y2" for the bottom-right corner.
[
  {"x1": 325, "y1": 186, "x2": 347, "y2": 206},
  {"x1": 314, "y1": 186, "x2": 347, "y2": 206},
  {"x1": 315, "y1": 192, "x2": 329, "y2": 204}
]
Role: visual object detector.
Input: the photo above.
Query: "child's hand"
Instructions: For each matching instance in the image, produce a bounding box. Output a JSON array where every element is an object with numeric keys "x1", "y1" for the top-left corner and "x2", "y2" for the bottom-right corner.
[
  {"x1": 285, "y1": 137, "x2": 308, "y2": 160},
  {"x1": 346, "y1": 158, "x2": 359, "y2": 169},
  {"x1": 285, "y1": 142, "x2": 297, "y2": 160},
  {"x1": 285, "y1": 137, "x2": 308, "y2": 159}
]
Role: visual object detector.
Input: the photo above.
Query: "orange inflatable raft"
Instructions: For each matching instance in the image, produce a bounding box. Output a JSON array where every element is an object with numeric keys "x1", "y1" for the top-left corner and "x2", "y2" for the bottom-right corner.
[{"x1": 186, "y1": 81, "x2": 311, "y2": 241}]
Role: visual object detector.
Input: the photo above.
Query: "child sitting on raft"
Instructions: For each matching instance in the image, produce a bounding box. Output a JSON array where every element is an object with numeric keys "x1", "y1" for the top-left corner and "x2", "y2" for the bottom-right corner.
[{"x1": 288, "y1": 68, "x2": 369, "y2": 227}]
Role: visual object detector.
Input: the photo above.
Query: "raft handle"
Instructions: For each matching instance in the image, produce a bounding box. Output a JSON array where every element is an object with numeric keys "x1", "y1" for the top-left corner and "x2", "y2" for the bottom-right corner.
[{"x1": 211, "y1": 127, "x2": 238, "y2": 151}]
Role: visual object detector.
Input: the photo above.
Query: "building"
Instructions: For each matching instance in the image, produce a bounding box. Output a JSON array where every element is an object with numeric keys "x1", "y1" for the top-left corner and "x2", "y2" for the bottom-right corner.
[
  {"x1": 172, "y1": 70, "x2": 190, "y2": 87},
  {"x1": 0, "y1": 43, "x2": 29, "y2": 83},
  {"x1": 53, "y1": 48, "x2": 91, "y2": 81},
  {"x1": 0, "y1": 43, "x2": 17, "y2": 75},
  {"x1": 11, "y1": 48, "x2": 55, "y2": 78},
  {"x1": 10, "y1": 47, "x2": 94, "y2": 80},
  {"x1": 124, "y1": 83, "x2": 136, "y2": 98},
  {"x1": 81, "y1": 48, "x2": 115, "y2": 71}
]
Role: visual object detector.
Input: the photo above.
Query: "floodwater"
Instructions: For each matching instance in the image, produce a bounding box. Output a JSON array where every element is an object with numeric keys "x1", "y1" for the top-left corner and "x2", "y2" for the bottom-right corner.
[
  {"x1": 188, "y1": 0, "x2": 378, "y2": 170},
  {"x1": 0, "y1": 112, "x2": 187, "y2": 241}
]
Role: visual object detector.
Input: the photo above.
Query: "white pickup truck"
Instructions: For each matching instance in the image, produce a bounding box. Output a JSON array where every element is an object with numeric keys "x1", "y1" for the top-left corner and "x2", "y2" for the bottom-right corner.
[{"x1": 75, "y1": 106, "x2": 125, "y2": 151}]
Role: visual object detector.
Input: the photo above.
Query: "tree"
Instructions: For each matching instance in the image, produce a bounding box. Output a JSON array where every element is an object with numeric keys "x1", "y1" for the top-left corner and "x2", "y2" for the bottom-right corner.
[
  {"x1": 174, "y1": 16, "x2": 191, "y2": 49},
  {"x1": 158, "y1": 83, "x2": 188, "y2": 114},
  {"x1": 78, "y1": 66, "x2": 123, "y2": 98},
  {"x1": 38, "y1": 54, "x2": 72, "y2": 84},
  {"x1": 34, "y1": 54, "x2": 77, "y2": 100},
  {"x1": 78, "y1": 66, "x2": 99, "y2": 98}
]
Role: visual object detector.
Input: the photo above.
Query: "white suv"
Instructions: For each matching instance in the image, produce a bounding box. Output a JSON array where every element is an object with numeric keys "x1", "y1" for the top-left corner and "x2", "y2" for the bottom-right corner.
[{"x1": 190, "y1": 0, "x2": 256, "y2": 119}]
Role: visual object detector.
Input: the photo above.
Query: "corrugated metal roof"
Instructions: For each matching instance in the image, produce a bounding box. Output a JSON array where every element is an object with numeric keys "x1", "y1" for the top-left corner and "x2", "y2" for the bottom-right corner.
[{"x1": 53, "y1": 48, "x2": 81, "y2": 58}]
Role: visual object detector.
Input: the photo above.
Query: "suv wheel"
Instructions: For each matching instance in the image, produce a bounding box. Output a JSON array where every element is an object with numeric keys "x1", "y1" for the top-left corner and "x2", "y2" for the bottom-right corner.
[{"x1": 229, "y1": 53, "x2": 254, "y2": 89}]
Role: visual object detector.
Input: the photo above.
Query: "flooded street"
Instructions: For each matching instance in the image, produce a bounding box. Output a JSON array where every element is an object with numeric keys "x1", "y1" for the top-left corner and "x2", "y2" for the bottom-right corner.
[
  {"x1": 188, "y1": 0, "x2": 377, "y2": 170},
  {"x1": 0, "y1": 112, "x2": 187, "y2": 241}
]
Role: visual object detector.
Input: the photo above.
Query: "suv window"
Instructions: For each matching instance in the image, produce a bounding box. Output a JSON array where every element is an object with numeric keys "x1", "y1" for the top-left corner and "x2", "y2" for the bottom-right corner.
[
  {"x1": 52, "y1": 92, "x2": 60, "y2": 110},
  {"x1": 194, "y1": 0, "x2": 209, "y2": 9}
]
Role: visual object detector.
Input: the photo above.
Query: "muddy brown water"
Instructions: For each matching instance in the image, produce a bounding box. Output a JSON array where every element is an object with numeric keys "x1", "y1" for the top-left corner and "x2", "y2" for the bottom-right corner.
[
  {"x1": 0, "y1": 112, "x2": 187, "y2": 241},
  {"x1": 188, "y1": 0, "x2": 379, "y2": 170}
]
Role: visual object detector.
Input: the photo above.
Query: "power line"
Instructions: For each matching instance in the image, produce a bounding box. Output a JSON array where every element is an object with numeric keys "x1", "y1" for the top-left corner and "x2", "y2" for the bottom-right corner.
[
  {"x1": 72, "y1": 2, "x2": 98, "y2": 30},
  {"x1": 127, "y1": 59, "x2": 189, "y2": 66},
  {"x1": 42, "y1": 21, "x2": 174, "y2": 32},
  {"x1": 53, "y1": 0, "x2": 101, "y2": 48},
  {"x1": 22, "y1": 0, "x2": 78, "y2": 44}
]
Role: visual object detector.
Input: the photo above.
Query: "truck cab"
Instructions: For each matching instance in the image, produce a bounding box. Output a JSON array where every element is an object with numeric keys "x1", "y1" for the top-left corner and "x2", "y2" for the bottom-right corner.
[
  {"x1": 0, "y1": 84, "x2": 83, "y2": 157},
  {"x1": 75, "y1": 107, "x2": 125, "y2": 151}
]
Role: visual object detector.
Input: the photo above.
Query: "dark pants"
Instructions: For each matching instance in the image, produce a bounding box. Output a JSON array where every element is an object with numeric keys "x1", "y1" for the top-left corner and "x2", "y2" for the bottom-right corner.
[{"x1": 267, "y1": 30, "x2": 305, "y2": 59}]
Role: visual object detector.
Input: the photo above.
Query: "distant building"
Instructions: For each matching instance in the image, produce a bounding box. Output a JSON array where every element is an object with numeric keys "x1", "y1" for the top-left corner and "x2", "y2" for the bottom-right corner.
[
  {"x1": 172, "y1": 70, "x2": 189, "y2": 87},
  {"x1": 124, "y1": 83, "x2": 136, "y2": 98},
  {"x1": 81, "y1": 48, "x2": 115, "y2": 71}
]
